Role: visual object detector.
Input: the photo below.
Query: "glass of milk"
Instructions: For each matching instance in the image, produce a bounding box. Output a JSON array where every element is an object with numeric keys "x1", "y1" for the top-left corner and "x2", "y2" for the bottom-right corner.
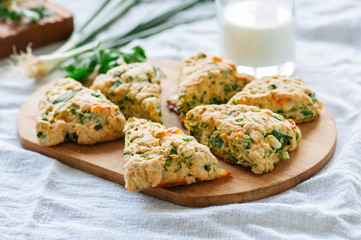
[{"x1": 216, "y1": 0, "x2": 296, "y2": 78}]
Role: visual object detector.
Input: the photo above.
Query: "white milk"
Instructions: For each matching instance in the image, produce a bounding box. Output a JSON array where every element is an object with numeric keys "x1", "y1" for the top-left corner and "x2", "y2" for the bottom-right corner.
[{"x1": 219, "y1": 0, "x2": 295, "y2": 68}]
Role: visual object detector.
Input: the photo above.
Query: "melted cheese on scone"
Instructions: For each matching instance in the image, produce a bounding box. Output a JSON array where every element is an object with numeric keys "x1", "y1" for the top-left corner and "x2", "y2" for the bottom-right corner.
[
  {"x1": 184, "y1": 104, "x2": 301, "y2": 174},
  {"x1": 174, "y1": 52, "x2": 254, "y2": 122},
  {"x1": 123, "y1": 118, "x2": 229, "y2": 192},
  {"x1": 36, "y1": 78, "x2": 126, "y2": 146},
  {"x1": 91, "y1": 62, "x2": 162, "y2": 122},
  {"x1": 229, "y1": 75, "x2": 323, "y2": 123}
]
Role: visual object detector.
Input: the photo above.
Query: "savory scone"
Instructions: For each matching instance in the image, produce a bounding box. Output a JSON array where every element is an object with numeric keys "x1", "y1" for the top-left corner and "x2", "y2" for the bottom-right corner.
[
  {"x1": 123, "y1": 117, "x2": 229, "y2": 192},
  {"x1": 184, "y1": 104, "x2": 301, "y2": 174},
  {"x1": 91, "y1": 62, "x2": 162, "y2": 122},
  {"x1": 172, "y1": 52, "x2": 254, "y2": 122},
  {"x1": 36, "y1": 78, "x2": 126, "y2": 146},
  {"x1": 228, "y1": 75, "x2": 323, "y2": 123}
]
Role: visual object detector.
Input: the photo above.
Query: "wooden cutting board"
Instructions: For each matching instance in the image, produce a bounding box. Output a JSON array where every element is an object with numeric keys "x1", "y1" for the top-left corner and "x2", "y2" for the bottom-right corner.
[
  {"x1": 17, "y1": 59, "x2": 337, "y2": 207},
  {"x1": 0, "y1": 0, "x2": 73, "y2": 58}
]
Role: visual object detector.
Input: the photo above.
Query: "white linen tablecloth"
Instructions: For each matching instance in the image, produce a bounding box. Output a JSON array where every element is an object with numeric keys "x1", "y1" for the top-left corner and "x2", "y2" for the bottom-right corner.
[{"x1": 1, "y1": 0, "x2": 360, "y2": 239}]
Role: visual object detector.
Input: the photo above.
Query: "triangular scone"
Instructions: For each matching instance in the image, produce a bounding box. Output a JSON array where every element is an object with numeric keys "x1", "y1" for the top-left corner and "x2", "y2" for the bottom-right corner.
[
  {"x1": 184, "y1": 104, "x2": 301, "y2": 174},
  {"x1": 123, "y1": 117, "x2": 229, "y2": 192},
  {"x1": 172, "y1": 53, "x2": 254, "y2": 122},
  {"x1": 91, "y1": 62, "x2": 162, "y2": 122},
  {"x1": 229, "y1": 75, "x2": 323, "y2": 123},
  {"x1": 36, "y1": 78, "x2": 126, "y2": 146}
]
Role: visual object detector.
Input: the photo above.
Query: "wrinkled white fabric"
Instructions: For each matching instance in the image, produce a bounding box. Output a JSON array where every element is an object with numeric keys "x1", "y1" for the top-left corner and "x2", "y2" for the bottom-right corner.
[{"x1": 0, "y1": 0, "x2": 360, "y2": 239}]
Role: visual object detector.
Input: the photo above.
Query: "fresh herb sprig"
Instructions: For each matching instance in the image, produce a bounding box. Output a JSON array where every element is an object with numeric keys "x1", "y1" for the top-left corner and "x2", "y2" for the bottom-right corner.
[
  {"x1": 61, "y1": 46, "x2": 146, "y2": 82},
  {"x1": 0, "y1": 1, "x2": 52, "y2": 23},
  {"x1": 11, "y1": 0, "x2": 215, "y2": 79}
]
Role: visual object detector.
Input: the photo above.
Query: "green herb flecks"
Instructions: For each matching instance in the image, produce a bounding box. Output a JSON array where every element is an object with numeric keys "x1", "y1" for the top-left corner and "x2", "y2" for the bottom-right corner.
[
  {"x1": 174, "y1": 161, "x2": 182, "y2": 172},
  {"x1": 164, "y1": 156, "x2": 172, "y2": 171},
  {"x1": 273, "y1": 114, "x2": 284, "y2": 121},
  {"x1": 91, "y1": 91, "x2": 102, "y2": 98},
  {"x1": 277, "y1": 149, "x2": 290, "y2": 159},
  {"x1": 52, "y1": 88, "x2": 82, "y2": 104},
  {"x1": 265, "y1": 130, "x2": 291, "y2": 146},
  {"x1": 268, "y1": 84, "x2": 277, "y2": 89},
  {"x1": 210, "y1": 136, "x2": 224, "y2": 148},
  {"x1": 70, "y1": 107, "x2": 79, "y2": 115},
  {"x1": 204, "y1": 163, "x2": 211, "y2": 171},
  {"x1": 227, "y1": 110, "x2": 237, "y2": 116},
  {"x1": 170, "y1": 148, "x2": 177, "y2": 155},
  {"x1": 94, "y1": 124, "x2": 103, "y2": 131},
  {"x1": 301, "y1": 108, "x2": 314, "y2": 119},
  {"x1": 36, "y1": 131, "x2": 46, "y2": 141},
  {"x1": 112, "y1": 80, "x2": 123, "y2": 88},
  {"x1": 308, "y1": 92, "x2": 317, "y2": 104},
  {"x1": 41, "y1": 113, "x2": 48, "y2": 121}
]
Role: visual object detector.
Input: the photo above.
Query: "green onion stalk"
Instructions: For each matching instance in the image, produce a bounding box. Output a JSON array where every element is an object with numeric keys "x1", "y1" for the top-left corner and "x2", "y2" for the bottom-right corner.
[{"x1": 11, "y1": 0, "x2": 214, "y2": 79}]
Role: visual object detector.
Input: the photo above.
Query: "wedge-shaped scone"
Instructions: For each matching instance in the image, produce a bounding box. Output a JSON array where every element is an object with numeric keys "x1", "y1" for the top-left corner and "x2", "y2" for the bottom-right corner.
[
  {"x1": 229, "y1": 75, "x2": 323, "y2": 123},
  {"x1": 123, "y1": 117, "x2": 229, "y2": 192},
  {"x1": 91, "y1": 62, "x2": 162, "y2": 122},
  {"x1": 173, "y1": 52, "x2": 254, "y2": 122},
  {"x1": 36, "y1": 78, "x2": 126, "y2": 146},
  {"x1": 184, "y1": 104, "x2": 301, "y2": 174}
]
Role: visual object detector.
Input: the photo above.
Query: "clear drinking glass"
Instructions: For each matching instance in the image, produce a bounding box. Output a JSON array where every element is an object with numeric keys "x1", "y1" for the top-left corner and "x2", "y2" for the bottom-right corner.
[{"x1": 216, "y1": 0, "x2": 296, "y2": 78}]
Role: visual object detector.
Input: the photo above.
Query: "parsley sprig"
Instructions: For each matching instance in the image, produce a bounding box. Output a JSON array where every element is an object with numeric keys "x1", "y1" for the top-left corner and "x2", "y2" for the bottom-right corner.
[{"x1": 61, "y1": 46, "x2": 146, "y2": 82}]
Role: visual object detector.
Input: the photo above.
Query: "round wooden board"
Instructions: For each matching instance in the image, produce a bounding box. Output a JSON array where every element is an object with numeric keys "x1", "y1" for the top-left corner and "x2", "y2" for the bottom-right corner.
[{"x1": 17, "y1": 59, "x2": 337, "y2": 207}]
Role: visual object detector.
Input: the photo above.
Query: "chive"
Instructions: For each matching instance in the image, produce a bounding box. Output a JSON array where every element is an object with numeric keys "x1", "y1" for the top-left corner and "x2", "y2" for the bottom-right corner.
[
  {"x1": 91, "y1": 92, "x2": 101, "y2": 98},
  {"x1": 268, "y1": 84, "x2": 277, "y2": 89},
  {"x1": 174, "y1": 161, "x2": 182, "y2": 172},
  {"x1": 94, "y1": 124, "x2": 103, "y2": 130},
  {"x1": 123, "y1": 152, "x2": 134, "y2": 156},
  {"x1": 265, "y1": 130, "x2": 291, "y2": 146},
  {"x1": 164, "y1": 156, "x2": 172, "y2": 171},
  {"x1": 36, "y1": 131, "x2": 44, "y2": 139},
  {"x1": 12, "y1": 0, "x2": 214, "y2": 79},
  {"x1": 170, "y1": 148, "x2": 177, "y2": 155},
  {"x1": 301, "y1": 108, "x2": 314, "y2": 119},
  {"x1": 183, "y1": 138, "x2": 191, "y2": 142},
  {"x1": 52, "y1": 88, "x2": 82, "y2": 104},
  {"x1": 210, "y1": 136, "x2": 224, "y2": 148},
  {"x1": 227, "y1": 110, "x2": 237, "y2": 116},
  {"x1": 70, "y1": 107, "x2": 79, "y2": 115},
  {"x1": 41, "y1": 113, "x2": 48, "y2": 121},
  {"x1": 308, "y1": 92, "x2": 317, "y2": 104},
  {"x1": 278, "y1": 150, "x2": 290, "y2": 159},
  {"x1": 112, "y1": 80, "x2": 123, "y2": 88},
  {"x1": 273, "y1": 115, "x2": 284, "y2": 121},
  {"x1": 204, "y1": 163, "x2": 211, "y2": 171},
  {"x1": 113, "y1": 70, "x2": 125, "y2": 78}
]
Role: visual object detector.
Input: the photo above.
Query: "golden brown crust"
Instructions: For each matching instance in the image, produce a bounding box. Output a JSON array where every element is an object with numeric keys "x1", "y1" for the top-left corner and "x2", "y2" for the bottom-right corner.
[
  {"x1": 175, "y1": 53, "x2": 254, "y2": 122},
  {"x1": 229, "y1": 75, "x2": 322, "y2": 123},
  {"x1": 184, "y1": 104, "x2": 301, "y2": 174},
  {"x1": 91, "y1": 62, "x2": 162, "y2": 122},
  {"x1": 35, "y1": 78, "x2": 126, "y2": 146},
  {"x1": 123, "y1": 118, "x2": 225, "y2": 192}
]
